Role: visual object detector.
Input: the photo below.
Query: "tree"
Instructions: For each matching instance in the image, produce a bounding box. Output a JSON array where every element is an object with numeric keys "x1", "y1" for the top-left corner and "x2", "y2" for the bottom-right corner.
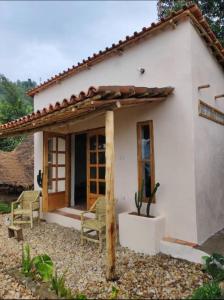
[
  {"x1": 0, "y1": 75, "x2": 35, "y2": 151},
  {"x1": 157, "y1": 0, "x2": 224, "y2": 46}
]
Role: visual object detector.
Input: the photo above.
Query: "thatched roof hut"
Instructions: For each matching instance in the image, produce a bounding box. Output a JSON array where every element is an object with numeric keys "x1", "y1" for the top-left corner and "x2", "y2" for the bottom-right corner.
[{"x1": 0, "y1": 135, "x2": 34, "y2": 189}]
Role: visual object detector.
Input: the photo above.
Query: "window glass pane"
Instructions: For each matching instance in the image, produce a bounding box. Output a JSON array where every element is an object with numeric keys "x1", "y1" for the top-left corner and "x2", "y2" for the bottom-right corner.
[
  {"x1": 58, "y1": 153, "x2": 65, "y2": 164},
  {"x1": 142, "y1": 162, "x2": 151, "y2": 198},
  {"x1": 90, "y1": 167, "x2": 97, "y2": 179},
  {"x1": 48, "y1": 180, "x2": 56, "y2": 193},
  {"x1": 58, "y1": 167, "x2": 65, "y2": 178},
  {"x1": 52, "y1": 137, "x2": 57, "y2": 151},
  {"x1": 48, "y1": 152, "x2": 53, "y2": 164},
  {"x1": 90, "y1": 152, "x2": 97, "y2": 164},
  {"x1": 98, "y1": 135, "x2": 106, "y2": 150},
  {"x1": 99, "y1": 182, "x2": 106, "y2": 195},
  {"x1": 48, "y1": 166, "x2": 52, "y2": 181},
  {"x1": 90, "y1": 136, "x2": 96, "y2": 150},
  {"x1": 141, "y1": 125, "x2": 150, "y2": 160},
  {"x1": 48, "y1": 138, "x2": 53, "y2": 152},
  {"x1": 90, "y1": 181, "x2": 97, "y2": 194},
  {"x1": 98, "y1": 151, "x2": 105, "y2": 164},
  {"x1": 58, "y1": 137, "x2": 65, "y2": 151},
  {"x1": 99, "y1": 167, "x2": 105, "y2": 179},
  {"x1": 58, "y1": 180, "x2": 65, "y2": 192},
  {"x1": 48, "y1": 166, "x2": 56, "y2": 180}
]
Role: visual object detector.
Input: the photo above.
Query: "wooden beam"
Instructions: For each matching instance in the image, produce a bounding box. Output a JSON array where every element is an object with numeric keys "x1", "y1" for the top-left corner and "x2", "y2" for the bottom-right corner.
[
  {"x1": 105, "y1": 110, "x2": 116, "y2": 281},
  {"x1": 198, "y1": 84, "x2": 210, "y2": 90},
  {"x1": 215, "y1": 94, "x2": 224, "y2": 100}
]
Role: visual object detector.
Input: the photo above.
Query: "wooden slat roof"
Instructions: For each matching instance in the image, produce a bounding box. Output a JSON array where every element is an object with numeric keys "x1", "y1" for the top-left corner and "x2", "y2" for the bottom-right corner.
[
  {"x1": 0, "y1": 85, "x2": 174, "y2": 136},
  {"x1": 27, "y1": 4, "x2": 224, "y2": 97}
]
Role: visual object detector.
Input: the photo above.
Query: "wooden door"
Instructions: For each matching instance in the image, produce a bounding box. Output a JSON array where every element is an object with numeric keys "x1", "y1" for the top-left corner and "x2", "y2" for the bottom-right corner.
[
  {"x1": 43, "y1": 132, "x2": 71, "y2": 212},
  {"x1": 87, "y1": 129, "x2": 106, "y2": 209}
]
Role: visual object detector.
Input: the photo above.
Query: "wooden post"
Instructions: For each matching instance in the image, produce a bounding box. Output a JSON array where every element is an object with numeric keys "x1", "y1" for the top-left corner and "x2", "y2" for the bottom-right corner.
[{"x1": 105, "y1": 110, "x2": 116, "y2": 280}]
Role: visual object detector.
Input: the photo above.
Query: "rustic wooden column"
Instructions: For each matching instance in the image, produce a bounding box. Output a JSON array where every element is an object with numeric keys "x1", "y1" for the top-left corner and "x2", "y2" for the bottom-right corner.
[{"x1": 105, "y1": 110, "x2": 116, "y2": 280}]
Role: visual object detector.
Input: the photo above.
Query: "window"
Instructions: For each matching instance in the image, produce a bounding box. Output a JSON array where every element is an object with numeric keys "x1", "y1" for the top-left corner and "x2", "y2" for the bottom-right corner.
[
  {"x1": 137, "y1": 121, "x2": 155, "y2": 202},
  {"x1": 199, "y1": 100, "x2": 224, "y2": 126}
]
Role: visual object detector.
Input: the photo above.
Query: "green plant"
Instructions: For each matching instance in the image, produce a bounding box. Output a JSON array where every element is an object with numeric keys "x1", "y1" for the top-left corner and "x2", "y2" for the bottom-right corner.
[
  {"x1": 146, "y1": 182, "x2": 160, "y2": 217},
  {"x1": 51, "y1": 271, "x2": 68, "y2": 298},
  {"x1": 51, "y1": 270, "x2": 78, "y2": 299},
  {"x1": 191, "y1": 281, "x2": 221, "y2": 299},
  {"x1": 32, "y1": 254, "x2": 54, "y2": 282},
  {"x1": 110, "y1": 286, "x2": 119, "y2": 299},
  {"x1": 21, "y1": 243, "x2": 32, "y2": 277},
  {"x1": 75, "y1": 293, "x2": 87, "y2": 300},
  {"x1": 0, "y1": 202, "x2": 11, "y2": 213},
  {"x1": 203, "y1": 253, "x2": 224, "y2": 282},
  {"x1": 135, "y1": 181, "x2": 144, "y2": 216}
]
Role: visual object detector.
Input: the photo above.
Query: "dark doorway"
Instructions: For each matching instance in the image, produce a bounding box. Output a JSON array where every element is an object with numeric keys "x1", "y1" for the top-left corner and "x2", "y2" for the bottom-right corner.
[{"x1": 74, "y1": 133, "x2": 87, "y2": 210}]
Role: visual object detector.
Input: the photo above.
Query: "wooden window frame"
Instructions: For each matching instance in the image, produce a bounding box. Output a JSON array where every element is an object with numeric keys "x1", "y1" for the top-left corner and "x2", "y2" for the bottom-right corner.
[{"x1": 137, "y1": 120, "x2": 155, "y2": 203}]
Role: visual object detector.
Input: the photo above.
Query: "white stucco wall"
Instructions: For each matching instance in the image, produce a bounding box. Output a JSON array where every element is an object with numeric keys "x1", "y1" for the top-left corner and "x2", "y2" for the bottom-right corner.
[
  {"x1": 33, "y1": 19, "x2": 199, "y2": 242},
  {"x1": 190, "y1": 25, "x2": 224, "y2": 244}
]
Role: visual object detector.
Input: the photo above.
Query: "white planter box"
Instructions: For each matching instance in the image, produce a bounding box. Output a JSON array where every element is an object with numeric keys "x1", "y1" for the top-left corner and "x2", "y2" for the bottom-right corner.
[{"x1": 119, "y1": 212, "x2": 165, "y2": 255}]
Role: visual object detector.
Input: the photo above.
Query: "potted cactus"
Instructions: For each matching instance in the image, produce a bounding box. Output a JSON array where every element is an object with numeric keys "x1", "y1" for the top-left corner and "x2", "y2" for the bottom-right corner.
[
  {"x1": 135, "y1": 181, "x2": 144, "y2": 216},
  {"x1": 119, "y1": 181, "x2": 165, "y2": 255}
]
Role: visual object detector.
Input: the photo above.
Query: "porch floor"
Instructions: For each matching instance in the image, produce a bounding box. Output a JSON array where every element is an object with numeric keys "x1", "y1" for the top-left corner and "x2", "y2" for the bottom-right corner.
[{"x1": 0, "y1": 214, "x2": 209, "y2": 299}]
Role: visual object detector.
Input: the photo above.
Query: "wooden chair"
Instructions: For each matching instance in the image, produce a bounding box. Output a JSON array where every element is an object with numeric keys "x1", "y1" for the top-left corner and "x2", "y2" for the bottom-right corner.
[
  {"x1": 11, "y1": 191, "x2": 41, "y2": 229},
  {"x1": 81, "y1": 197, "x2": 106, "y2": 251}
]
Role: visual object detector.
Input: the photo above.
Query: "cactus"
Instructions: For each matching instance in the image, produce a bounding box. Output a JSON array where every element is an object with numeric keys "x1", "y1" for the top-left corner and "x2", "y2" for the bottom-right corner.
[
  {"x1": 135, "y1": 181, "x2": 144, "y2": 216},
  {"x1": 146, "y1": 182, "x2": 160, "y2": 217}
]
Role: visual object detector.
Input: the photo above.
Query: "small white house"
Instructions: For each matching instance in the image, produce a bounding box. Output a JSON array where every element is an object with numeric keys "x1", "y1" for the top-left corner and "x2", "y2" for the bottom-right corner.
[{"x1": 1, "y1": 4, "x2": 224, "y2": 253}]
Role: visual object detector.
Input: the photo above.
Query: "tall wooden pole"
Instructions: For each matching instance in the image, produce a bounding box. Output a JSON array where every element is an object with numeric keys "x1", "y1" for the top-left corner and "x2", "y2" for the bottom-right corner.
[{"x1": 105, "y1": 110, "x2": 116, "y2": 280}]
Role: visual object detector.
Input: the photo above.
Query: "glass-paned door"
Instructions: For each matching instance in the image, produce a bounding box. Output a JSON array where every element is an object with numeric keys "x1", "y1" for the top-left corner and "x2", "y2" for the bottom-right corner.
[
  {"x1": 87, "y1": 129, "x2": 106, "y2": 209},
  {"x1": 43, "y1": 133, "x2": 71, "y2": 212}
]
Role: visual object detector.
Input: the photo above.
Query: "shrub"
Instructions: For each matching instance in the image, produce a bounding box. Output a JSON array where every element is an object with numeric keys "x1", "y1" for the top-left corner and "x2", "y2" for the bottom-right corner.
[
  {"x1": 0, "y1": 202, "x2": 11, "y2": 213},
  {"x1": 191, "y1": 281, "x2": 221, "y2": 299},
  {"x1": 203, "y1": 253, "x2": 224, "y2": 282}
]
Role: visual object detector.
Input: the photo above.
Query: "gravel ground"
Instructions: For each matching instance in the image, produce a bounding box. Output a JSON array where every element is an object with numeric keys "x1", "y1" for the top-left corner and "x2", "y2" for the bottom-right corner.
[{"x1": 0, "y1": 214, "x2": 210, "y2": 299}]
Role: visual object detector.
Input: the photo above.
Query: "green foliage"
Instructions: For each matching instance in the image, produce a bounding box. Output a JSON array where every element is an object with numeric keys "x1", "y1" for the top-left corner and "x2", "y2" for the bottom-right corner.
[
  {"x1": 51, "y1": 271, "x2": 69, "y2": 298},
  {"x1": 135, "y1": 180, "x2": 144, "y2": 215},
  {"x1": 110, "y1": 286, "x2": 119, "y2": 299},
  {"x1": 74, "y1": 294, "x2": 87, "y2": 300},
  {"x1": 51, "y1": 270, "x2": 84, "y2": 299},
  {"x1": 32, "y1": 254, "x2": 54, "y2": 282},
  {"x1": 0, "y1": 202, "x2": 11, "y2": 213},
  {"x1": 0, "y1": 74, "x2": 36, "y2": 152},
  {"x1": 157, "y1": 0, "x2": 224, "y2": 46},
  {"x1": 190, "y1": 281, "x2": 221, "y2": 299},
  {"x1": 203, "y1": 253, "x2": 224, "y2": 282},
  {"x1": 22, "y1": 243, "x2": 33, "y2": 277}
]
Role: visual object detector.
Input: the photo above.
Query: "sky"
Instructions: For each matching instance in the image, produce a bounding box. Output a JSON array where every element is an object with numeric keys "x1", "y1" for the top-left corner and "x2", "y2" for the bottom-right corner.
[{"x1": 0, "y1": 1, "x2": 157, "y2": 84}]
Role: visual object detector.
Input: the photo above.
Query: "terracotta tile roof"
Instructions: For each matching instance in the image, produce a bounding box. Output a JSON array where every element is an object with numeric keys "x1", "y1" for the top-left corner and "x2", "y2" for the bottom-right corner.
[
  {"x1": 0, "y1": 135, "x2": 34, "y2": 188},
  {"x1": 27, "y1": 4, "x2": 224, "y2": 97},
  {"x1": 0, "y1": 85, "x2": 174, "y2": 136}
]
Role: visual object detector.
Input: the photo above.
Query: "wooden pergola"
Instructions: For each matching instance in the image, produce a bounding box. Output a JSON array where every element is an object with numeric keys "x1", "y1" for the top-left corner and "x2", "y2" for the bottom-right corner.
[{"x1": 0, "y1": 85, "x2": 174, "y2": 280}]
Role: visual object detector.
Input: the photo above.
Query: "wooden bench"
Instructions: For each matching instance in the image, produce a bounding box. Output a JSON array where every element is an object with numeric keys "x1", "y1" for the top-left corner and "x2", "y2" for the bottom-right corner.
[{"x1": 8, "y1": 225, "x2": 23, "y2": 241}]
